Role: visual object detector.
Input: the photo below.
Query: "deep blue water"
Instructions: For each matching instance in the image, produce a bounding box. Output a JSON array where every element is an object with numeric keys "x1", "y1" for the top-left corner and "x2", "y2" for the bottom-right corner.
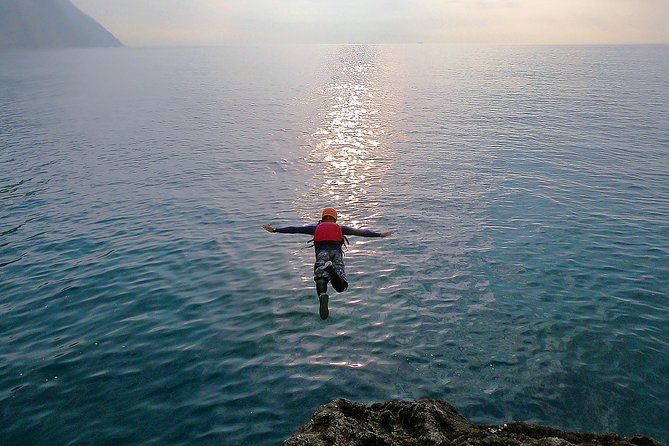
[{"x1": 1, "y1": 45, "x2": 668, "y2": 445}]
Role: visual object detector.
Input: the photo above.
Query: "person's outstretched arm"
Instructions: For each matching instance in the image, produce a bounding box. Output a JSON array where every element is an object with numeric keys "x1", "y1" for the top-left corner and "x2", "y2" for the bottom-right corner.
[
  {"x1": 262, "y1": 224, "x2": 318, "y2": 235},
  {"x1": 341, "y1": 226, "x2": 393, "y2": 237}
]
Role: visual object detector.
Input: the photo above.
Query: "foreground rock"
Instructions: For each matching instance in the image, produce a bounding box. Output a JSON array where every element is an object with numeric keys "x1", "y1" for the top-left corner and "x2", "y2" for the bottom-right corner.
[{"x1": 284, "y1": 399, "x2": 664, "y2": 446}]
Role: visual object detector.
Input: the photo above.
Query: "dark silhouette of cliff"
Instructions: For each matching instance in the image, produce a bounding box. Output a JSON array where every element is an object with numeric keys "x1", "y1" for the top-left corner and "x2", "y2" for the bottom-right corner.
[{"x1": 0, "y1": 0, "x2": 122, "y2": 50}]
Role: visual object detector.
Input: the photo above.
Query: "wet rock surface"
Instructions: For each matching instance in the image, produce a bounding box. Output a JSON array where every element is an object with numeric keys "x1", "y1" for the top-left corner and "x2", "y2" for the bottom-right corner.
[{"x1": 284, "y1": 399, "x2": 665, "y2": 446}]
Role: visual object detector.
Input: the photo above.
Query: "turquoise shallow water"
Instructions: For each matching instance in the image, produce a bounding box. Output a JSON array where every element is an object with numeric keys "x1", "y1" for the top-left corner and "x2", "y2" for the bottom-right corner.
[{"x1": 1, "y1": 45, "x2": 668, "y2": 445}]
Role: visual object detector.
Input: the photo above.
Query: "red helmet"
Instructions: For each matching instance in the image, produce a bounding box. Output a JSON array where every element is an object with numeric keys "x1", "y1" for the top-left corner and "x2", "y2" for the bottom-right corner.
[{"x1": 321, "y1": 208, "x2": 337, "y2": 221}]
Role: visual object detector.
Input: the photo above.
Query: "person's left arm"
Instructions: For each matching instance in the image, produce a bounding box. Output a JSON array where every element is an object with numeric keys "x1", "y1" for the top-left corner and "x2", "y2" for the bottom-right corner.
[{"x1": 263, "y1": 224, "x2": 318, "y2": 235}]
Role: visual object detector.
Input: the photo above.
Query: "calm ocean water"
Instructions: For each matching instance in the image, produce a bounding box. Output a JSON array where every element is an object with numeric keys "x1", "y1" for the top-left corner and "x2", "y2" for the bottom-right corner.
[{"x1": 1, "y1": 44, "x2": 668, "y2": 445}]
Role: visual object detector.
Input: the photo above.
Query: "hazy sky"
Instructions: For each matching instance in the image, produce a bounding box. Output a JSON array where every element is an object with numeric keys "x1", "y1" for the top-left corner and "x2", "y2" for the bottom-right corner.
[{"x1": 71, "y1": 0, "x2": 669, "y2": 46}]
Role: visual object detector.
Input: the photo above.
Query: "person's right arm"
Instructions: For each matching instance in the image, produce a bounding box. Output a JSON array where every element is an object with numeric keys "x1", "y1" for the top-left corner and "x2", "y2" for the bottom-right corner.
[{"x1": 341, "y1": 226, "x2": 393, "y2": 237}]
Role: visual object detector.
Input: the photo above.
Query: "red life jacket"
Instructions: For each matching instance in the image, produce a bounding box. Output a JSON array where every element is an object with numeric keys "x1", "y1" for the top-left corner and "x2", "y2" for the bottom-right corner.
[{"x1": 313, "y1": 222, "x2": 343, "y2": 244}]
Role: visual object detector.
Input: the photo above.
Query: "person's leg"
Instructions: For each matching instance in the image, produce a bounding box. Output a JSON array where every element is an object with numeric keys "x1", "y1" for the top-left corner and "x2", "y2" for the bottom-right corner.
[
  {"x1": 315, "y1": 278, "x2": 328, "y2": 295},
  {"x1": 314, "y1": 250, "x2": 331, "y2": 293},
  {"x1": 316, "y1": 278, "x2": 329, "y2": 320},
  {"x1": 313, "y1": 250, "x2": 330, "y2": 319},
  {"x1": 327, "y1": 250, "x2": 348, "y2": 293}
]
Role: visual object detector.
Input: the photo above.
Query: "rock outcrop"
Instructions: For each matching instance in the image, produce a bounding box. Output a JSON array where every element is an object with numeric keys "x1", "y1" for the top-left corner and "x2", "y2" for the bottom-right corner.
[
  {"x1": 0, "y1": 0, "x2": 122, "y2": 50},
  {"x1": 284, "y1": 399, "x2": 665, "y2": 446}
]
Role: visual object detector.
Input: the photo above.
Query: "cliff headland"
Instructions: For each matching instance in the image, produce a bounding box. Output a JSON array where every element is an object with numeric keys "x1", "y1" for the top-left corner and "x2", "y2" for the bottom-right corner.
[{"x1": 0, "y1": 0, "x2": 121, "y2": 50}]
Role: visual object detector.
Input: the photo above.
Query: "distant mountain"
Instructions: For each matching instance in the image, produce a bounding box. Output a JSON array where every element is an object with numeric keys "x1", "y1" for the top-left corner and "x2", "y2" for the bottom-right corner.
[{"x1": 0, "y1": 0, "x2": 122, "y2": 50}]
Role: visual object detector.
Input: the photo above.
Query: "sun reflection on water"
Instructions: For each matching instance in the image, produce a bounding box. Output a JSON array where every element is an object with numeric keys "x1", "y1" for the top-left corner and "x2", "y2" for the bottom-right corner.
[
  {"x1": 297, "y1": 46, "x2": 396, "y2": 227},
  {"x1": 287, "y1": 46, "x2": 399, "y2": 373}
]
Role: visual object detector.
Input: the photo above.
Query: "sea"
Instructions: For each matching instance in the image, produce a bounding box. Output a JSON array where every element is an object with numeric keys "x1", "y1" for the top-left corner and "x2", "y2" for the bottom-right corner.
[{"x1": 1, "y1": 44, "x2": 668, "y2": 445}]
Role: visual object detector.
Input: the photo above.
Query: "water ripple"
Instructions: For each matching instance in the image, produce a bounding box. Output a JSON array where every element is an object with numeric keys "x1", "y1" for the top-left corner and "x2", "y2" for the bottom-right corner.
[{"x1": 1, "y1": 45, "x2": 668, "y2": 446}]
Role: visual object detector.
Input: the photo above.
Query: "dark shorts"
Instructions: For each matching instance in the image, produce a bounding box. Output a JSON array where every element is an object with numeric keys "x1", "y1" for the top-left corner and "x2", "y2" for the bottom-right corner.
[{"x1": 313, "y1": 247, "x2": 347, "y2": 282}]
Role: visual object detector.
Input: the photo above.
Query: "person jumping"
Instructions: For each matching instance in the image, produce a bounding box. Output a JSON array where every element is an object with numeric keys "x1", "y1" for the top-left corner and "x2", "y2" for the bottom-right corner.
[{"x1": 262, "y1": 208, "x2": 393, "y2": 320}]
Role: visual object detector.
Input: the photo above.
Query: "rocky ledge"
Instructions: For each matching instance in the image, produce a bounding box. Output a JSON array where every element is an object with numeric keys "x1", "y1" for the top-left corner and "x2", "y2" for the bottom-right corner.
[{"x1": 284, "y1": 399, "x2": 665, "y2": 446}]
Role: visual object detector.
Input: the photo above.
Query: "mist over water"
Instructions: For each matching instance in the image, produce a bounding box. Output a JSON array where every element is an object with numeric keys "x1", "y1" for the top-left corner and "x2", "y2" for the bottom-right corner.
[{"x1": 1, "y1": 45, "x2": 668, "y2": 445}]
